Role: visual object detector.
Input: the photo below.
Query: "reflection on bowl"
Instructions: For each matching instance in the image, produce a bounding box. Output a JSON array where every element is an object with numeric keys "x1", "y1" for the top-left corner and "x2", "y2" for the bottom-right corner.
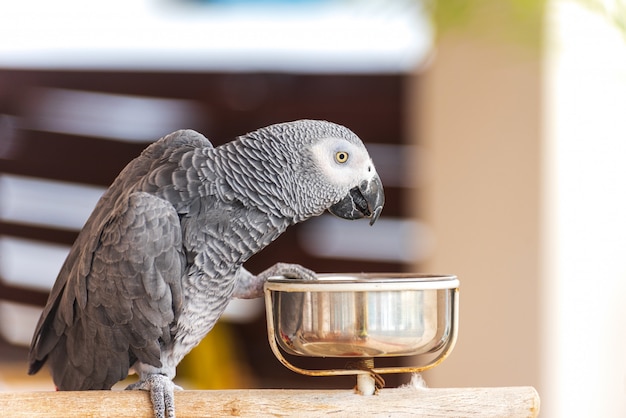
[{"x1": 265, "y1": 273, "x2": 459, "y2": 358}]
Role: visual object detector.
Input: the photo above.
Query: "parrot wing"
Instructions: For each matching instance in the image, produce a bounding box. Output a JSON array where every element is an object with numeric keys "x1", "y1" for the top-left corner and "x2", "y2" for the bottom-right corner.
[
  {"x1": 28, "y1": 129, "x2": 212, "y2": 387},
  {"x1": 29, "y1": 191, "x2": 185, "y2": 390}
]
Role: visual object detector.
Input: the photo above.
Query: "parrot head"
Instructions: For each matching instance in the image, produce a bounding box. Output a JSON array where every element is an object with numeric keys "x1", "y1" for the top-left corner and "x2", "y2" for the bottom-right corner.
[
  {"x1": 306, "y1": 124, "x2": 385, "y2": 226},
  {"x1": 236, "y1": 119, "x2": 384, "y2": 225}
]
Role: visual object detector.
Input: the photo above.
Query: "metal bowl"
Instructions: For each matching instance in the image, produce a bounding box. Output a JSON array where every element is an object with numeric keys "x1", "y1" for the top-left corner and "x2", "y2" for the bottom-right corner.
[{"x1": 264, "y1": 273, "x2": 459, "y2": 359}]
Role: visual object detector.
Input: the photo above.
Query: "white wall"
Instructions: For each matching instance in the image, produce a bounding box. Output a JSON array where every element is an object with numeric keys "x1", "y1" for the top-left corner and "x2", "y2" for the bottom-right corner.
[
  {"x1": 542, "y1": 1, "x2": 626, "y2": 417},
  {"x1": 415, "y1": 1, "x2": 626, "y2": 416}
]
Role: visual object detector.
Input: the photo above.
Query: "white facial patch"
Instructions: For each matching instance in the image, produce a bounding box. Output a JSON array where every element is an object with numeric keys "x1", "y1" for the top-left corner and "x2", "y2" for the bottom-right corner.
[{"x1": 310, "y1": 137, "x2": 377, "y2": 189}]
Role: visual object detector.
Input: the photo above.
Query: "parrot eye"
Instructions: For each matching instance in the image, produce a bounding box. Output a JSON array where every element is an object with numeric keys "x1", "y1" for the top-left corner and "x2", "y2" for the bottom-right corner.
[{"x1": 335, "y1": 151, "x2": 349, "y2": 164}]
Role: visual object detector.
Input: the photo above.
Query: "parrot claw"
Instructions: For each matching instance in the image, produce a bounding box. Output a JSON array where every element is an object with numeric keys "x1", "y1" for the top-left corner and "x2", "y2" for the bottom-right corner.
[
  {"x1": 126, "y1": 374, "x2": 180, "y2": 418},
  {"x1": 264, "y1": 262, "x2": 318, "y2": 281},
  {"x1": 233, "y1": 263, "x2": 317, "y2": 299}
]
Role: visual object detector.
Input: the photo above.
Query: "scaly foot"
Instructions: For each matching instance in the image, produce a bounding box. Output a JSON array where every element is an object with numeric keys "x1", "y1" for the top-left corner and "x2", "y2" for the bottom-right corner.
[{"x1": 126, "y1": 373, "x2": 181, "y2": 418}]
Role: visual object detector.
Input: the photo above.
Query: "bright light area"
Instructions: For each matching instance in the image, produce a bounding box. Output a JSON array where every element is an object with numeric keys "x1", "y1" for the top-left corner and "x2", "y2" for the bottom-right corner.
[
  {"x1": 0, "y1": 237, "x2": 70, "y2": 291},
  {"x1": 543, "y1": 1, "x2": 626, "y2": 417},
  {"x1": 300, "y1": 215, "x2": 433, "y2": 263},
  {"x1": 24, "y1": 88, "x2": 203, "y2": 142},
  {"x1": 0, "y1": 0, "x2": 431, "y2": 72},
  {"x1": 0, "y1": 301, "x2": 42, "y2": 347},
  {"x1": 0, "y1": 174, "x2": 105, "y2": 231}
]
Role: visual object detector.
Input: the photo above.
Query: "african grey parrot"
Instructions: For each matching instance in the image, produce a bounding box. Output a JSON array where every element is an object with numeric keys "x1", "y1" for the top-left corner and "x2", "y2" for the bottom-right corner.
[{"x1": 28, "y1": 119, "x2": 384, "y2": 417}]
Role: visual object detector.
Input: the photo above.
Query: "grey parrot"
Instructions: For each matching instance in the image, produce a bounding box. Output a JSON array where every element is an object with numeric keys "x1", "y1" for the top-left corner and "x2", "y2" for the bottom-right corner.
[{"x1": 27, "y1": 119, "x2": 384, "y2": 417}]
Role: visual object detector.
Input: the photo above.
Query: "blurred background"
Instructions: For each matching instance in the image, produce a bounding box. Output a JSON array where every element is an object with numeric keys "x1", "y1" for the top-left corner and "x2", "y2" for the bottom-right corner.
[{"x1": 0, "y1": 0, "x2": 624, "y2": 416}]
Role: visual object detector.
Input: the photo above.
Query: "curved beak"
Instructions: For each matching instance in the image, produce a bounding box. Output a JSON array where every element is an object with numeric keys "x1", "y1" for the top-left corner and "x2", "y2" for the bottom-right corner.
[{"x1": 328, "y1": 174, "x2": 385, "y2": 225}]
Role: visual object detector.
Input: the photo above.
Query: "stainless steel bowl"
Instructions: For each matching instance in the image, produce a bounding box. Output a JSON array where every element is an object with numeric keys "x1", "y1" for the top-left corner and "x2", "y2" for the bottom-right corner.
[{"x1": 264, "y1": 273, "x2": 459, "y2": 360}]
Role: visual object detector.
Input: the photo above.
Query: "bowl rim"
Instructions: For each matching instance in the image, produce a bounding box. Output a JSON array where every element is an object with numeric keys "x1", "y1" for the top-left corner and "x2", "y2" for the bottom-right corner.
[{"x1": 265, "y1": 273, "x2": 459, "y2": 292}]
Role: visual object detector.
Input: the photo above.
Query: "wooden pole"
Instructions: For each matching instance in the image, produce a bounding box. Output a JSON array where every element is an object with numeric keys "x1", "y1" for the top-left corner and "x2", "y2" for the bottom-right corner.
[{"x1": 0, "y1": 386, "x2": 539, "y2": 417}]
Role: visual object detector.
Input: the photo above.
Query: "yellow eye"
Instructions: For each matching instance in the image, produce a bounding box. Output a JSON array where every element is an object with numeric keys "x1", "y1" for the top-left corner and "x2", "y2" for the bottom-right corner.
[{"x1": 335, "y1": 151, "x2": 349, "y2": 163}]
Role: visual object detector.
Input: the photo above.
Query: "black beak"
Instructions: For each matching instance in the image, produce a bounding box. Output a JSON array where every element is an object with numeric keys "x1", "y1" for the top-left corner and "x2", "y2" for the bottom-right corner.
[{"x1": 328, "y1": 174, "x2": 384, "y2": 225}]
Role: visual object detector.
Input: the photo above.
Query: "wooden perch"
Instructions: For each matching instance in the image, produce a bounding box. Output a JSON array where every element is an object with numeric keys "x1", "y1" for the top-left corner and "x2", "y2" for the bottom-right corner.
[{"x1": 0, "y1": 386, "x2": 539, "y2": 417}]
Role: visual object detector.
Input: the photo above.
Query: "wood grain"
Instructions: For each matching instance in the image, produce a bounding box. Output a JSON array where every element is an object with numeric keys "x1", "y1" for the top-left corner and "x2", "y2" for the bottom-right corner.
[{"x1": 0, "y1": 386, "x2": 539, "y2": 417}]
